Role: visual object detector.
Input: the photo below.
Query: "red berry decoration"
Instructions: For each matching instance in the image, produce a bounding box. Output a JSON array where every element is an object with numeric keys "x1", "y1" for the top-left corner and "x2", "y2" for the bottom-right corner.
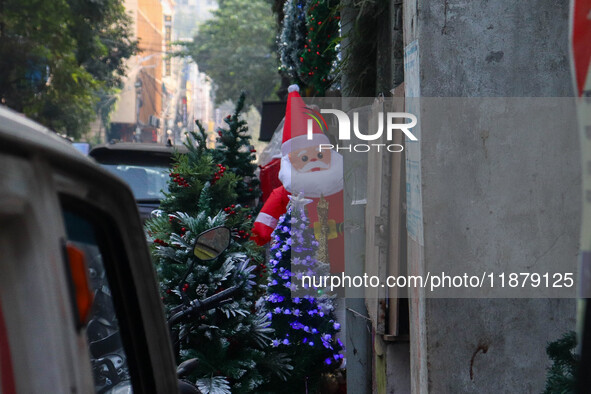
[{"x1": 211, "y1": 165, "x2": 226, "y2": 184}]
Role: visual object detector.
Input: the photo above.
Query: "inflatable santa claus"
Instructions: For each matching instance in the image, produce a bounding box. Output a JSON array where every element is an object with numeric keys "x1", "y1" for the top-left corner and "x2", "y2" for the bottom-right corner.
[{"x1": 251, "y1": 84, "x2": 344, "y2": 273}]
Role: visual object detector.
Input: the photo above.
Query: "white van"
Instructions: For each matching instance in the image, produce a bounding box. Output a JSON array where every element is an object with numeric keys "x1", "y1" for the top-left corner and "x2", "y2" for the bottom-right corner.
[{"x1": 0, "y1": 106, "x2": 178, "y2": 393}]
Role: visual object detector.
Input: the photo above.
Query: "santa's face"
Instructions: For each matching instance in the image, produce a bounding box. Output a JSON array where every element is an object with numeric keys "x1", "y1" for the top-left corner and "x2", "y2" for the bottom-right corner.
[
  {"x1": 279, "y1": 146, "x2": 343, "y2": 198},
  {"x1": 288, "y1": 146, "x2": 332, "y2": 173}
]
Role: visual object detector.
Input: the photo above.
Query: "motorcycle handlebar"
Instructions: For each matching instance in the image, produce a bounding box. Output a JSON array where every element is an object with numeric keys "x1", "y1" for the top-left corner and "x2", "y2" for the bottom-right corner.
[
  {"x1": 196, "y1": 285, "x2": 239, "y2": 310},
  {"x1": 168, "y1": 285, "x2": 240, "y2": 327}
]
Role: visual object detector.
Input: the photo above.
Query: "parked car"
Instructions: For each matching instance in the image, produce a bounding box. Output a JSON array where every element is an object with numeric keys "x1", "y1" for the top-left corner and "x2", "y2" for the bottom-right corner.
[
  {"x1": 0, "y1": 106, "x2": 178, "y2": 393},
  {"x1": 89, "y1": 142, "x2": 188, "y2": 222}
]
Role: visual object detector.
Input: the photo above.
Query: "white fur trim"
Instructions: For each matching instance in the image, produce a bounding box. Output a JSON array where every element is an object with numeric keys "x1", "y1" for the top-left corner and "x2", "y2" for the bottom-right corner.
[
  {"x1": 288, "y1": 84, "x2": 300, "y2": 93},
  {"x1": 281, "y1": 134, "x2": 330, "y2": 155},
  {"x1": 255, "y1": 212, "x2": 278, "y2": 228}
]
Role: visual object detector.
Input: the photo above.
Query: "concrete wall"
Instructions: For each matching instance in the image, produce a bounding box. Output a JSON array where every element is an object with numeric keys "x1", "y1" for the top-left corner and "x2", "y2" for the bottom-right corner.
[{"x1": 403, "y1": 0, "x2": 579, "y2": 392}]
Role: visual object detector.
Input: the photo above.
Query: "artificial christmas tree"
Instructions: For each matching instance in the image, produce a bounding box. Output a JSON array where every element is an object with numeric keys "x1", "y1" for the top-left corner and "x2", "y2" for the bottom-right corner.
[
  {"x1": 543, "y1": 331, "x2": 578, "y2": 393},
  {"x1": 146, "y1": 125, "x2": 290, "y2": 393},
  {"x1": 261, "y1": 195, "x2": 344, "y2": 393},
  {"x1": 279, "y1": 0, "x2": 309, "y2": 86},
  {"x1": 299, "y1": 0, "x2": 339, "y2": 96},
  {"x1": 211, "y1": 92, "x2": 260, "y2": 206},
  {"x1": 278, "y1": 0, "x2": 339, "y2": 96}
]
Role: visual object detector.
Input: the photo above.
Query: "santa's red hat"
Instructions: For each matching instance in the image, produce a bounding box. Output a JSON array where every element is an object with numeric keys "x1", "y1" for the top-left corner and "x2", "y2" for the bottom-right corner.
[{"x1": 281, "y1": 84, "x2": 330, "y2": 156}]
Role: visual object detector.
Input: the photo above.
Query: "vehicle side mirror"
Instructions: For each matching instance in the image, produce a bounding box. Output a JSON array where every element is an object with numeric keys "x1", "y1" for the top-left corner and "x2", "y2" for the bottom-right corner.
[{"x1": 193, "y1": 227, "x2": 230, "y2": 260}]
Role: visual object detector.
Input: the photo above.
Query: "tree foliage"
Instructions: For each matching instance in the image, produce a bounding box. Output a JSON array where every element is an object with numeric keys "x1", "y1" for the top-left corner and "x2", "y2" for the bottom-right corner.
[
  {"x1": 278, "y1": 0, "x2": 339, "y2": 96},
  {"x1": 147, "y1": 154, "x2": 284, "y2": 392},
  {"x1": 211, "y1": 93, "x2": 261, "y2": 206},
  {"x1": 187, "y1": 0, "x2": 279, "y2": 110},
  {"x1": 0, "y1": 0, "x2": 137, "y2": 139},
  {"x1": 543, "y1": 331, "x2": 578, "y2": 394},
  {"x1": 146, "y1": 98, "x2": 294, "y2": 392}
]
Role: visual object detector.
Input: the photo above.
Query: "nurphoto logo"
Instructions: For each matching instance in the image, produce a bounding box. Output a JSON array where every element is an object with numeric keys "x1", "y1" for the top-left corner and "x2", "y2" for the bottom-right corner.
[{"x1": 305, "y1": 107, "x2": 418, "y2": 152}]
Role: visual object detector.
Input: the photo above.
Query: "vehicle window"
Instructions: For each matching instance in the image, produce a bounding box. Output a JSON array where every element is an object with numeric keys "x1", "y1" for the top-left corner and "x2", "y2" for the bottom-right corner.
[
  {"x1": 101, "y1": 164, "x2": 169, "y2": 200},
  {"x1": 62, "y1": 209, "x2": 135, "y2": 393}
]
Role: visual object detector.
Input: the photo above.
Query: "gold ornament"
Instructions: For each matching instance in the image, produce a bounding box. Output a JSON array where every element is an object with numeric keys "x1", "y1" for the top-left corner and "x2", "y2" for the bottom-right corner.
[{"x1": 316, "y1": 194, "x2": 330, "y2": 265}]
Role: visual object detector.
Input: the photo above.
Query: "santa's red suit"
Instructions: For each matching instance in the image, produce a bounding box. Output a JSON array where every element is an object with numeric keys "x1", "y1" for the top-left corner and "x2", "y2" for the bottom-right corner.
[
  {"x1": 252, "y1": 186, "x2": 344, "y2": 272},
  {"x1": 251, "y1": 84, "x2": 345, "y2": 273}
]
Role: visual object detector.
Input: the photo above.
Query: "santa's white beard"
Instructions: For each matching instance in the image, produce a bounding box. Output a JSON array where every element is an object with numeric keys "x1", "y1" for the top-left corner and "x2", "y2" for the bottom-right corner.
[{"x1": 278, "y1": 151, "x2": 344, "y2": 198}]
